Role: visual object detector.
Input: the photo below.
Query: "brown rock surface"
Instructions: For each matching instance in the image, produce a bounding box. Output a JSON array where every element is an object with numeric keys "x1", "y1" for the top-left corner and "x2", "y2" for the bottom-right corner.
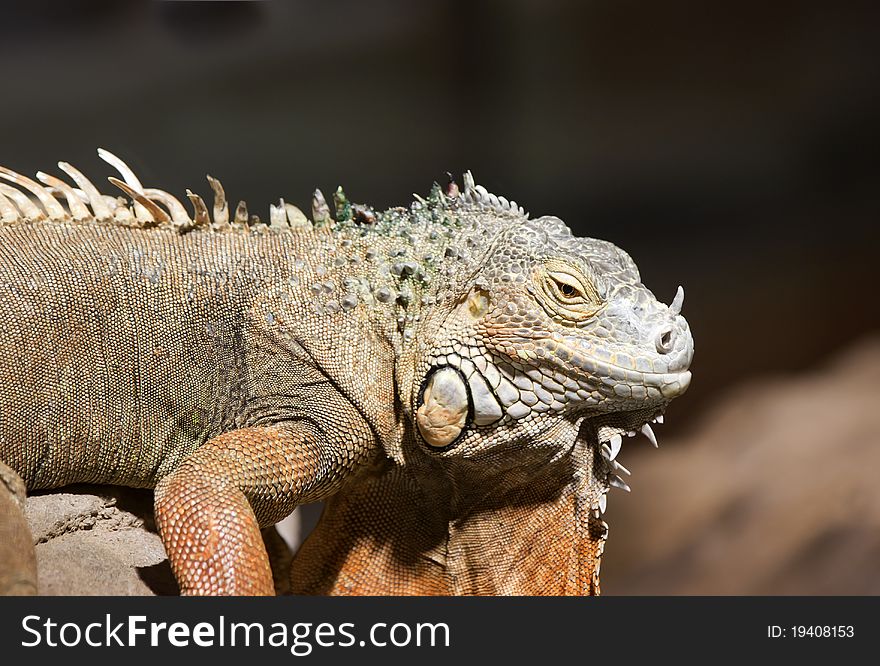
[{"x1": 25, "y1": 487, "x2": 175, "y2": 595}]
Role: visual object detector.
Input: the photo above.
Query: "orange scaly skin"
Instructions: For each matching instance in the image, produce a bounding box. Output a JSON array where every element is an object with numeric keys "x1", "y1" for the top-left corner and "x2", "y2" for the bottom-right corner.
[
  {"x1": 0, "y1": 153, "x2": 693, "y2": 595},
  {"x1": 155, "y1": 425, "x2": 333, "y2": 595}
]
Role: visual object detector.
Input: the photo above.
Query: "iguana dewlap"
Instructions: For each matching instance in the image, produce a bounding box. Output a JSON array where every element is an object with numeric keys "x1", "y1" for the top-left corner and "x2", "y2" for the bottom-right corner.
[{"x1": 0, "y1": 151, "x2": 693, "y2": 595}]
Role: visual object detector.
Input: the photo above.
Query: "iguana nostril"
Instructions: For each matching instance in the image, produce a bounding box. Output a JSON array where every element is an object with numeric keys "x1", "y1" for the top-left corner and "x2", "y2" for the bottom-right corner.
[{"x1": 656, "y1": 327, "x2": 674, "y2": 354}]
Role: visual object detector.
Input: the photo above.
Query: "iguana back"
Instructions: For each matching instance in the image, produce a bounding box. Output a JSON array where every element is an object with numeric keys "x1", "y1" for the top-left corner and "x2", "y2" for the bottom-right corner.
[{"x1": 0, "y1": 223, "x2": 387, "y2": 489}]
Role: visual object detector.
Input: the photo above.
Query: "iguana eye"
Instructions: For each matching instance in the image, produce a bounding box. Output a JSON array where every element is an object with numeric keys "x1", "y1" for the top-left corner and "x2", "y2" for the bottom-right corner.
[
  {"x1": 559, "y1": 283, "x2": 577, "y2": 297},
  {"x1": 535, "y1": 262, "x2": 604, "y2": 323},
  {"x1": 547, "y1": 272, "x2": 586, "y2": 303}
]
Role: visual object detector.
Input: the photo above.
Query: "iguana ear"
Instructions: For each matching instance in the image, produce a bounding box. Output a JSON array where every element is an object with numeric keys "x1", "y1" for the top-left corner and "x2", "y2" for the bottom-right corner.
[{"x1": 463, "y1": 286, "x2": 491, "y2": 320}]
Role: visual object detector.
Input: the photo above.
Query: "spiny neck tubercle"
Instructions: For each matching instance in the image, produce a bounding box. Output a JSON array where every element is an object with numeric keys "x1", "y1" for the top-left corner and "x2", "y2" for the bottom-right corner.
[{"x1": 0, "y1": 152, "x2": 525, "y2": 349}]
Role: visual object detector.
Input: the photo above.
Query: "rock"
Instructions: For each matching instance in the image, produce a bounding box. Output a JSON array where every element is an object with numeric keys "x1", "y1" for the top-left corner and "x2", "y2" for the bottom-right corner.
[
  {"x1": 23, "y1": 487, "x2": 318, "y2": 595},
  {"x1": 25, "y1": 487, "x2": 175, "y2": 595}
]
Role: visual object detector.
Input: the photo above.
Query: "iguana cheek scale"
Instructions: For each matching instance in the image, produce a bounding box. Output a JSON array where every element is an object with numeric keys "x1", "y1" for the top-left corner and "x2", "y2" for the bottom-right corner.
[
  {"x1": 0, "y1": 150, "x2": 693, "y2": 595},
  {"x1": 416, "y1": 367, "x2": 470, "y2": 448}
]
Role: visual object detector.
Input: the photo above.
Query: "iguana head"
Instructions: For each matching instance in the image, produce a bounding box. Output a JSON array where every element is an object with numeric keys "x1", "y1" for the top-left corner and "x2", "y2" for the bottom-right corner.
[
  {"x1": 413, "y1": 182, "x2": 693, "y2": 463},
  {"x1": 403, "y1": 177, "x2": 693, "y2": 592},
  {"x1": 294, "y1": 175, "x2": 694, "y2": 595}
]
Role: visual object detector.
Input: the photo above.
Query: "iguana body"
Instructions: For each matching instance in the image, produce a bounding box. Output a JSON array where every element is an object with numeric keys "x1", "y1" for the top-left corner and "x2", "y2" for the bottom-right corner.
[{"x1": 0, "y1": 151, "x2": 693, "y2": 595}]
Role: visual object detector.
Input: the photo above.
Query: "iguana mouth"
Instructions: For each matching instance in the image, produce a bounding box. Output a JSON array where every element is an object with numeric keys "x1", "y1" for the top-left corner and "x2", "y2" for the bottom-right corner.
[{"x1": 416, "y1": 347, "x2": 687, "y2": 440}]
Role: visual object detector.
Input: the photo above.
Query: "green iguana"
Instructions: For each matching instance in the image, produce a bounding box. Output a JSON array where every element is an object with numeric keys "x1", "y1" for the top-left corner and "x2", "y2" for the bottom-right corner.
[{"x1": 0, "y1": 150, "x2": 693, "y2": 595}]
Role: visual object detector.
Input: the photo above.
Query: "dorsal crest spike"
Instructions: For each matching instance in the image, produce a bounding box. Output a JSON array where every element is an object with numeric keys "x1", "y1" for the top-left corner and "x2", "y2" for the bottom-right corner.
[
  {"x1": 205, "y1": 175, "x2": 229, "y2": 227},
  {"x1": 98, "y1": 148, "x2": 152, "y2": 223},
  {"x1": 36, "y1": 171, "x2": 91, "y2": 221},
  {"x1": 108, "y1": 177, "x2": 168, "y2": 226},
  {"x1": 0, "y1": 183, "x2": 45, "y2": 221},
  {"x1": 57, "y1": 161, "x2": 113, "y2": 221},
  {"x1": 0, "y1": 166, "x2": 67, "y2": 220},
  {"x1": 97, "y1": 148, "x2": 143, "y2": 191},
  {"x1": 143, "y1": 188, "x2": 192, "y2": 228},
  {"x1": 285, "y1": 202, "x2": 309, "y2": 228},
  {"x1": 311, "y1": 188, "x2": 330, "y2": 225},
  {"x1": 0, "y1": 188, "x2": 19, "y2": 224},
  {"x1": 185, "y1": 189, "x2": 210, "y2": 227},
  {"x1": 462, "y1": 170, "x2": 476, "y2": 193},
  {"x1": 333, "y1": 186, "x2": 351, "y2": 222},
  {"x1": 457, "y1": 170, "x2": 528, "y2": 218},
  {"x1": 444, "y1": 172, "x2": 460, "y2": 198},
  {"x1": 234, "y1": 200, "x2": 249, "y2": 227},
  {"x1": 269, "y1": 199, "x2": 288, "y2": 229}
]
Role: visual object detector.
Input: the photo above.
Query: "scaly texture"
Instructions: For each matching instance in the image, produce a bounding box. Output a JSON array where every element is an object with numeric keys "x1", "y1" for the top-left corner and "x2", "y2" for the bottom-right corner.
[{"x1": 0, "y1": 150, "x2": 693, "y2": 595}]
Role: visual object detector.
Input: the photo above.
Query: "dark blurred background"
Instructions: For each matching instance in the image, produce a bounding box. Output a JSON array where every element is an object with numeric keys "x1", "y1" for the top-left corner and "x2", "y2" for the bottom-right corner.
[{"x1": 3, "y1": 0, "x2": 878, "y2": 594}]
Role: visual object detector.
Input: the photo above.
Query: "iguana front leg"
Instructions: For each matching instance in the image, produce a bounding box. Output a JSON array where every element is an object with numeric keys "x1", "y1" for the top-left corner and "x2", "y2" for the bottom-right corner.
[{"x1": 154, "y1": 423, "x2": 342, "y2": 596}]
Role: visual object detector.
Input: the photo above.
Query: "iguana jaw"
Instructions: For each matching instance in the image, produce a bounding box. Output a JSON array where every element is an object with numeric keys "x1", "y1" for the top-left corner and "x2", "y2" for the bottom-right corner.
[{"x1": 411, "y1": 335, "x2": 690, "y2": 453}]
